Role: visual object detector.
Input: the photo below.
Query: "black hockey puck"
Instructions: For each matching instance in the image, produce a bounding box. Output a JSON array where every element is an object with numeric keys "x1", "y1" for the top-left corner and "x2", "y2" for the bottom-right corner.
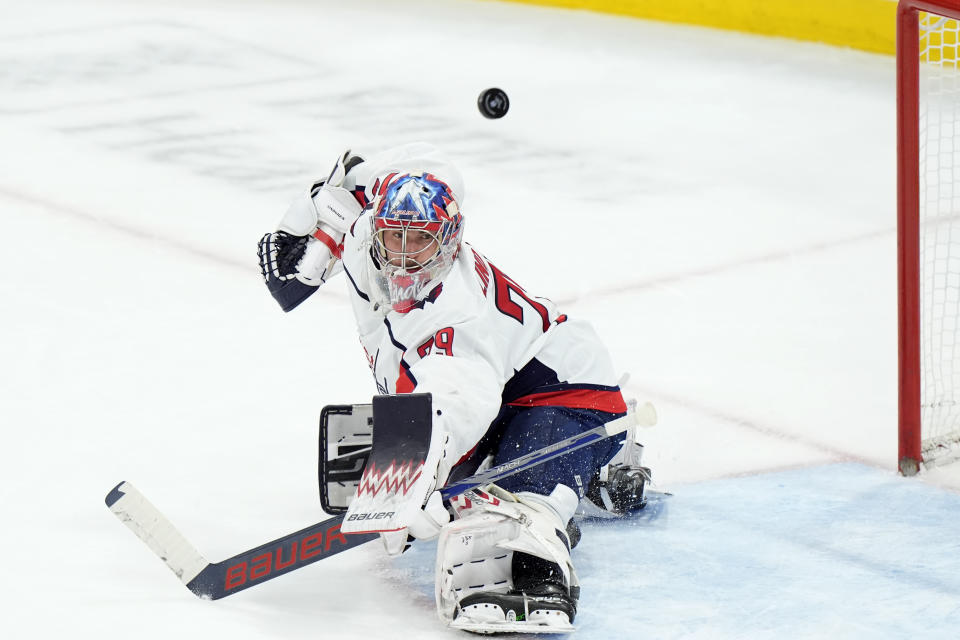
[{"x1": 478, "y1": 87, "x2": 509, "y2": 119}]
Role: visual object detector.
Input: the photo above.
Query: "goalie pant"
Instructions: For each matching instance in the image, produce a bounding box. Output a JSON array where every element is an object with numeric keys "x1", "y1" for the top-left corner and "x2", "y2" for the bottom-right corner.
[{"x1": 446, "y1": 404, "x2": 625, "y2": 500}]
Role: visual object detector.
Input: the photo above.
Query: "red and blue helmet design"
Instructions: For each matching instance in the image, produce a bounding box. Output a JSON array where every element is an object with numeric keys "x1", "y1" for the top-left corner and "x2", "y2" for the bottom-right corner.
[
  {"x1": 368, "y1": 172, "x2": 465, "y2": 312},
  {"x1": 373, "y1": 172, "x2": 462, "y2": 235}
]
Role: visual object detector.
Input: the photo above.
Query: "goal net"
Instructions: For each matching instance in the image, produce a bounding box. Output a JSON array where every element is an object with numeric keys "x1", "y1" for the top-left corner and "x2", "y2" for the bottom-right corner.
[{"x1": 899, "y1": 0, "x2": 960, "y2": 473}]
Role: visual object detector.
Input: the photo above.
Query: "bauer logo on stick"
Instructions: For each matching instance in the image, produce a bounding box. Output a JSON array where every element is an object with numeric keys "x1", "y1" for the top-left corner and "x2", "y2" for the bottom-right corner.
[{"x1": 478, "y1": 87, "x2": 509, "y2": 119}]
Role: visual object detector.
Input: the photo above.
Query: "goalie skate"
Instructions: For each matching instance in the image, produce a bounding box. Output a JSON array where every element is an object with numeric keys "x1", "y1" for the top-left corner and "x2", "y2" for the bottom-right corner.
[
  {"x1": 577, "y1": 402, "x2": 653, "y2": 519},
  {"x1": 451, "y1": 580, "x2": 576, "y2": 635}
]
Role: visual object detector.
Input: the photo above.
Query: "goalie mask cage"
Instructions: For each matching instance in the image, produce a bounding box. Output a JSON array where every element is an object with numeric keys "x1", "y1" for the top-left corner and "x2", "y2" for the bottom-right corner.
[{"x1": 899, "y1": 0, "x2": 960, "y2": 474}]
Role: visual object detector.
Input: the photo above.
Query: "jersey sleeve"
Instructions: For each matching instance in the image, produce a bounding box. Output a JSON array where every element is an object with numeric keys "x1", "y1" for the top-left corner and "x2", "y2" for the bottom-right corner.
[{"x1": 406, "y1": 352, "x2": 502, "y2": 483}]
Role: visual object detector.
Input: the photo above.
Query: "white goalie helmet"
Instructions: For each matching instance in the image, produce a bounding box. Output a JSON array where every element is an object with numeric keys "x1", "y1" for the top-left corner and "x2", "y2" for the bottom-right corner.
[{"x1": 367, "y1": 171, "x2": 465, "y2": 313}]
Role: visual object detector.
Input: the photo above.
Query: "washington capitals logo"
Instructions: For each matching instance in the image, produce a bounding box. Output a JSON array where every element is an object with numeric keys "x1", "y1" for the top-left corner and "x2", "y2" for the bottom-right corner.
[{"x1": 357, "y1": 459, "x2": 424, "y2": 497}]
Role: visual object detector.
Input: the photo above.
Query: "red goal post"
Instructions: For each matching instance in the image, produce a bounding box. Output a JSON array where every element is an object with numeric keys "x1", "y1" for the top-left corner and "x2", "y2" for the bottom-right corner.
[{"x1": 898, "y1": 0, "x2": 960, "y2": 474}]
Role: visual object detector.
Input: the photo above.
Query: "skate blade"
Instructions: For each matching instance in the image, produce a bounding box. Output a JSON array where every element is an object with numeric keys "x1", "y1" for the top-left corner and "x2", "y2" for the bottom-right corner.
[{"x1": 450, "y1": 618, "x2": 575, "y2": 635}]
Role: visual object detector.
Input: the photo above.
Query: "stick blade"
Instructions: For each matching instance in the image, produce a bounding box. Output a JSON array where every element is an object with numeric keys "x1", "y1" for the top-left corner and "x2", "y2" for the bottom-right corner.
[{"x1": 106, "y1": 481, "x2": 210, "y2": 587}]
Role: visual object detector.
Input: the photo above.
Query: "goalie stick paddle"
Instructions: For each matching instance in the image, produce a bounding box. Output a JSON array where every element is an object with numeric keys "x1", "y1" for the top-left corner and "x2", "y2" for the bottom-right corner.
[{"x1": 105, "y1": 404, "x2": 655, "y2": 600}]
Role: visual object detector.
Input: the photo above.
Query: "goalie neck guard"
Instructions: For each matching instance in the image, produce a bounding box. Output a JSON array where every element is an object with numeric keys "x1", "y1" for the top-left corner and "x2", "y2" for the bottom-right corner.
[{"x1": 368, "y1": 172, "x2": 464, "y2": 313}]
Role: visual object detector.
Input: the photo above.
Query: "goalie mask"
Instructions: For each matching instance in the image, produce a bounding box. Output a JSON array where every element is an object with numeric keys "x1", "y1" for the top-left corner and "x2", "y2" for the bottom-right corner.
[{"x1": 368, "y1": 173, "x2": 464, "y2": 313}]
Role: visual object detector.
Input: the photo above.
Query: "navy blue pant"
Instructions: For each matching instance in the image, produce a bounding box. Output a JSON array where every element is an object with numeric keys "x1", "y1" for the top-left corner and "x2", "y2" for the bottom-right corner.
[{"x1": 488, "y1": 405, "x2": 625, "y2": 498}]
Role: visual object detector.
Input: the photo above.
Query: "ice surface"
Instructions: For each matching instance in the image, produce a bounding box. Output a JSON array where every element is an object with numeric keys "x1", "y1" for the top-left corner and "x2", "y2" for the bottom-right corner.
[
  {"x1": 2, "y1": 0, "x2": 959, "y2": 638},
  {"x1": 389, "y1": 465, "x2": 960, "y2": 639}
]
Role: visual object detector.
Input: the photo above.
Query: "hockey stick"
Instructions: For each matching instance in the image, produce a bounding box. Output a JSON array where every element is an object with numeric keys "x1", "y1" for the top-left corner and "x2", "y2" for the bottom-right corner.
[{"x1": 106, "y1": 404, "x2": 655, "y2": 600}]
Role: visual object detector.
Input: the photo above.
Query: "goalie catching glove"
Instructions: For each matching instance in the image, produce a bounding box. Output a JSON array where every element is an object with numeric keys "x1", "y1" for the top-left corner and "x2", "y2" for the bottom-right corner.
[{"x1": 258, "y1": 150, "x2": 365, "y2": 311}]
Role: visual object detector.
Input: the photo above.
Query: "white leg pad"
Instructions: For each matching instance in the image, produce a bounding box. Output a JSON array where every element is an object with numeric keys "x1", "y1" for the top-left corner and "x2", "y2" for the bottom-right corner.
[{"x1": 434, "y1": 485, "x2": 578, "y2": 624}]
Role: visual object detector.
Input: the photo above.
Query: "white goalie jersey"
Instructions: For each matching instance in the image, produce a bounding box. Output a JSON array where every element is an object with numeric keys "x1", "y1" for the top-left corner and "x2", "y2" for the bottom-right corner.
[{"x1": 275, "y1": 143, "x2": 627, "y2": 476}]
